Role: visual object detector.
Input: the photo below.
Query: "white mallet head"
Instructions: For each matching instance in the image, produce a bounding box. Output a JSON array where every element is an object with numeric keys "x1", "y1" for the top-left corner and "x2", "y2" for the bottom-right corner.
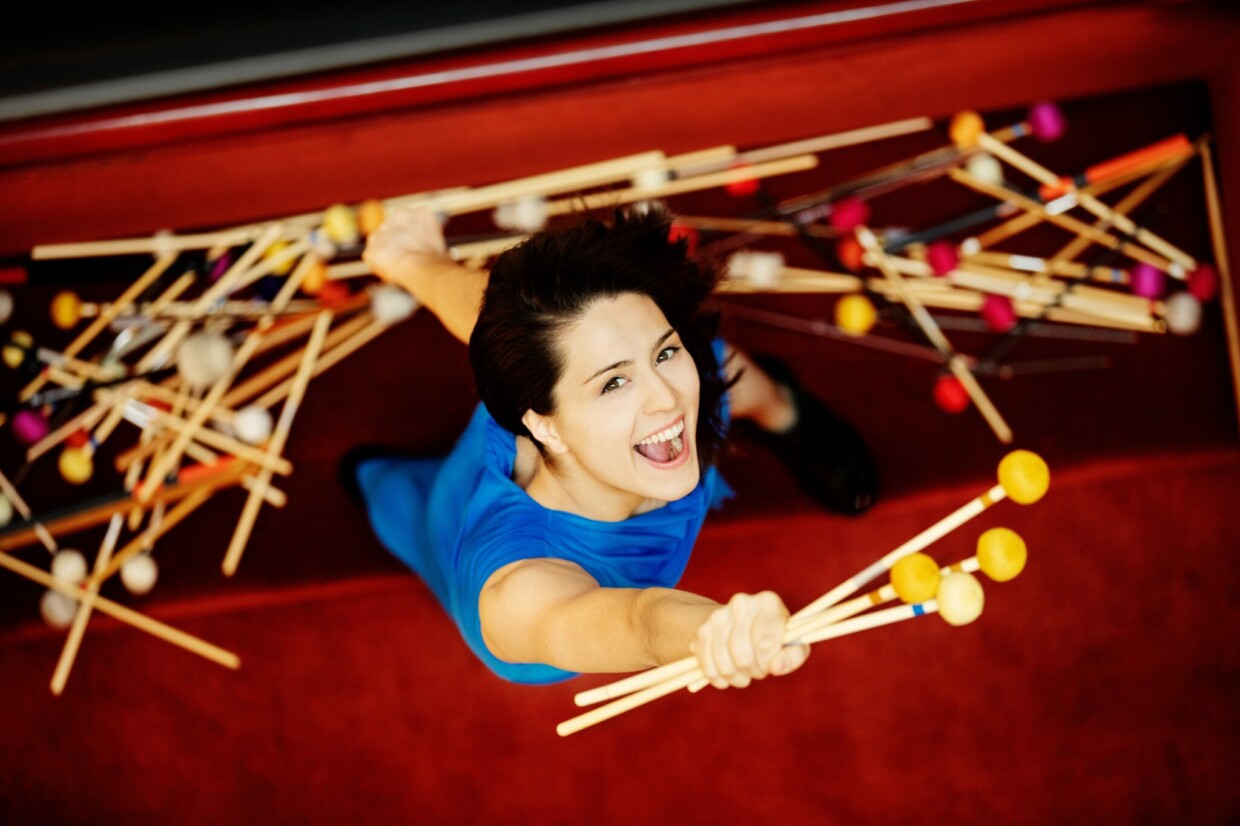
[
  {"x1": 51, "y1": 549, "x2": 88, "y2": 585},
  {"x1": 40, "y1": 589, "x2": 78, "y2": 629},
  {"x1": 369, "y1": 284, "x2": 419, "y2": 324},
  {"x1": 177, "y1": 330, "x2": 234, "y2": 390},
  {"x1": 233, "y1": 405, "x2": 274, "y2": 445},
  {"x1": 937, "y1": 571, "x2": 985, "y2": 626},
  {"x1": 121, "y1": 554, "x2": 159, "y2": 596}
]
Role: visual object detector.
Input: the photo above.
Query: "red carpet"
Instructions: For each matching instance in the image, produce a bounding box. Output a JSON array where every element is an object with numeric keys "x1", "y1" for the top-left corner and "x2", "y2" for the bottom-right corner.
[{"x1": 1, "y1": 448, "x2": 1238, "y2": 824}]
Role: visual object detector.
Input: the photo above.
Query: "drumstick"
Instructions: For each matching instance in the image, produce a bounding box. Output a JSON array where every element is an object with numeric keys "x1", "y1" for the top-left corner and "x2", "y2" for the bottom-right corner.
[
  {"x1": 962, "y1": 251, "x2": 1130, "y2": 285},
  {"x1": 116, "y1": 400, "x2": 292, "y2": 476},
  {"x1": 249, "y1": 319, "x2": 390, "y2": 411},
  {"x1": 0, "y1": 548, "x2": 239, "y2": 670},
  {"x1": 221, "y1": 313, "x2": 372, "y2": 410},
  {"x1": 558, "y1": 601, "x2": 936, "y2": 737},
  {"x1": 718, "y1": 267, "x2": 862, "y2": 294},
  {"x1": 971, "y1": 144, "x2": 1194, "y2": 251},
  {"x1": 19, "y1": 254, "x2": 177, "y2": 402},
  {"x1": 98, "y1": 487, "x2": 211, "y2": 581},
  {"x1": 974, "y1": 131, "x2": 1195, "y2": 273},
  {"x1": 222, "y1": 310, "x2": 332, "y2": 576},
  {"x1": 136, "y1": 228, "x2": 310, "y2": 502},
  {"x1": 25, "y1": 389, "x2": 117, "y2": 462},
  {"x1": 1198, "y1": 137, "x2": 1240, "y2": 437},
  {"x1": 31, "y1": 225, "x2": 301, "y2": 260},
  {"x1": 787, "y1": 549, "x2": 1008, "y2": 644},
  {"x1": 857, "y1": 227, "x2": 1013, "y2": 443},
  {"x1": 576, "y1": 455, "x2": 1045, "y2": 709},
  {"x1": 387, "y1": 151, "x2": 669, "y2": 216},
  {"x1": 792, "y1": 450, "x2": 1046, "y2": 623},
  {"x1": 1047, "y1": 149, "x2": 1195, "y2": 263},
  {"x1": 136, "y1": 331, "x2": 266, "y2": 504},
  {"x1": 876, "y1": 254, "x2": 1161, "y2": 328},
  {"x1": 0, "y1": 467, "x2": 57, "y2": 553},
  {"x1": 947, "y1": 167, "x2": 1174, "y2": 273},
  {"x1": 50, "y1": 513, "x2": 124, "y2": 695},
  {"x1": 864, "y1": 277, "x2": 1162, "y2": 333},
  {"x1": 0, "y1": 459, "x2": 252, "y2": 552},
  {"x1": 544, "y1": 155, "x2": 818, "y2": 218},
  {"x1": 680, "y1": 117, "x2": 932, "y2": 173}
]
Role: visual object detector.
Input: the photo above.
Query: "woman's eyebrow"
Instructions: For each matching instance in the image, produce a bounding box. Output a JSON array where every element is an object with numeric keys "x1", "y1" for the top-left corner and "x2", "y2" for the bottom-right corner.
[
  {"x1": 651, "y1": 328, "x2": 675, "y2": 352},
  {"x1": 584, "y1": 359, "x2": 628, "y2": 384},
  {"x1": 582, "y1": 329, "x2": 676, "y2": 385}
]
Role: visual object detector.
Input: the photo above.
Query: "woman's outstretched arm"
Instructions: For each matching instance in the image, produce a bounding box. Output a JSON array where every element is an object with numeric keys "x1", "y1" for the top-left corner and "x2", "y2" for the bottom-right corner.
[
  {"x1": 362, "y1": 207, "x2": 487, "y2": 344},
  {"x1": 480, "y1": 557, "x2": 809, "y2": 687}
]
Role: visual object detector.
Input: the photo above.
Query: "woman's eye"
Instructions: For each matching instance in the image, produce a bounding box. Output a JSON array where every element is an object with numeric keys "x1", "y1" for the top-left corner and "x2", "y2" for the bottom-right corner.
[
  {"x1": 656, "y1": 345, "x2": 680, "y2": 364},
  {"x1": 602, "y1": 376, "x2": 627, "y2": 394}
]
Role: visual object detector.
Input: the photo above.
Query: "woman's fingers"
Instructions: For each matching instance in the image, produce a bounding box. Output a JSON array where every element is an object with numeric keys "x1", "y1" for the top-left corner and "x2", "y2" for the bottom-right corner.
[
  {"x1": 694, "y1": 591, "x2": 808, "y2": 690},
  {"x1": 362, "y1": 207, "x2": 447, "y2": 282},
  {"x1": 772, "y1": 642, "x2": 810, "y2": 677}
]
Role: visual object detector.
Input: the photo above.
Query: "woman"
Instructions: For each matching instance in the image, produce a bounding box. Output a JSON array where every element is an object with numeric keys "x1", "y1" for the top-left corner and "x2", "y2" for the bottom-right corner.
[{"x1": 349, "y1": 205, "x2": 876, "y2": 688}]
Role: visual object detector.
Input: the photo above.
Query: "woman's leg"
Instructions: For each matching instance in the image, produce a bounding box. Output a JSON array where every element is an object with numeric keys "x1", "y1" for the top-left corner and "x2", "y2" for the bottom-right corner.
[
  {"x1": 722, "y1": 343, "x2": 878, "y2": 515},
  {"x1": 723, "y1": 345, "x2": 797, "y2": 432}
]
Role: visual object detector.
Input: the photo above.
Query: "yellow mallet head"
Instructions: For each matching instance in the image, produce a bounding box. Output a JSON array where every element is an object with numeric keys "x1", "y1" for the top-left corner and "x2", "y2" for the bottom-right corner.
[
  {"x1": 976, "y1": 527, "x2": 1027, "y2": 582},
  {"x1": 998, "y1": 450, "x2": 1049, "y2": 505},
  {"x1": 890, "y1": 552, "x2": 941, "y2": 604}
]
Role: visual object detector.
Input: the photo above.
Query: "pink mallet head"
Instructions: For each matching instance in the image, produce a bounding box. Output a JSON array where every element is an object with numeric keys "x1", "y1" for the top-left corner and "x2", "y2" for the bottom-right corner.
[
  {"x1": 1130, "y1": 262, "x2": 1166, "y2": 299},
  {"x1": 1027, "y1": 101, "x2": 1066, "y2": 142},
  {"x1": 12, "y1": 409, "x2": 50, "y2": 445}
]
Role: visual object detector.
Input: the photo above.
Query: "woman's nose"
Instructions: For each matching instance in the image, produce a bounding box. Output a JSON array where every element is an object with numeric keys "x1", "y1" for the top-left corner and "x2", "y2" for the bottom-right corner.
[{"x1": 643, "y1": 371, "x2": 676, "y2": 413}]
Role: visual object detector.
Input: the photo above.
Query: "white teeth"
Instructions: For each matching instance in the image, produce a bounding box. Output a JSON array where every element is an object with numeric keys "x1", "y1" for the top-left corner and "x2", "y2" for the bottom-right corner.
[{"x1": 638, "y1": 420, "x2": 685, "y2": 446}]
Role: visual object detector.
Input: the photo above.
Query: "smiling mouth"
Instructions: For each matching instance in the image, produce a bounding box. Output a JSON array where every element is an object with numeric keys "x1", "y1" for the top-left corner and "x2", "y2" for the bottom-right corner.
[{"x1": 634, "y1": 419, "x2": 686, "y2": 465}]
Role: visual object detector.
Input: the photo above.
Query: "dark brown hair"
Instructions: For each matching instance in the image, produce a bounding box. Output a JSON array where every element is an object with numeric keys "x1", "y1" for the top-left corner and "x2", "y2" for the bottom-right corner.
[{"x1": 469, "y1": 207, "x2": 731, "y2": 470}]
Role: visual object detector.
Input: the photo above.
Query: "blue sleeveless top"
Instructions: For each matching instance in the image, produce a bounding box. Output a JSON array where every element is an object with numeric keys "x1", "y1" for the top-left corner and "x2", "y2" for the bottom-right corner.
[{"x1": 358, "y1": 400, "x2": 731, "y2": 685}]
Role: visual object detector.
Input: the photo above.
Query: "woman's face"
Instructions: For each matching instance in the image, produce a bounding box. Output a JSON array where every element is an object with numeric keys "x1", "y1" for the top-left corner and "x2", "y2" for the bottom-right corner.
[{"x1": 530, "y1": 292, "x2": 701, "y2": 518}]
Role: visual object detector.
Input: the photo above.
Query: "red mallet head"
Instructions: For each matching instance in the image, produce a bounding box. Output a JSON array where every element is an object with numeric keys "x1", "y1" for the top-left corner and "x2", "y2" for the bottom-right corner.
[
  {"x1": 317, "y1": 280, "x2": 352, "y2": 307},
  {"x1": 668, "y1": 223, "x2": 699, "y2": 257},
  {"x1": 829, "y1": 197, "x2": 870, "y2": 232},
  {"x1": 1129, "y1": 262, "x2": 1166, "y2": 299},
  {"x1": 1027, "y1": 101, "x2": 1066, "y2": 142},
  {"x1": 1188, "y1": 263, "x2": 1217, "y2": 302},
  {"x1": 836, "y1": 235, "x2": 864, "y2": 272},
  {"x1": 724, "y1": 163, "x2": 760, "y2": 198},
  {"x1": 933, "y1": 375, "x2": 969, "y2": 414},
  {"x1": 981, "y1": 294, "x2": 1018, "y2": 332},
  {"x1": 65, "y1": 429, "x2": 91, "y2": 449},
  {"x1": 926, "y1": 241, "x2": 959, "y2": 276},
  {"x1": 12, "y1": 409, "x2": 50, "y2": 444}
]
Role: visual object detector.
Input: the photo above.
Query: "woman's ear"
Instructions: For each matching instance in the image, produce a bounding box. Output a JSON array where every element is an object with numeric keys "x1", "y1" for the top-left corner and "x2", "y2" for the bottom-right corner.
[{"x1": 522, "y1": 409, "x2": 568, "y2": 455}]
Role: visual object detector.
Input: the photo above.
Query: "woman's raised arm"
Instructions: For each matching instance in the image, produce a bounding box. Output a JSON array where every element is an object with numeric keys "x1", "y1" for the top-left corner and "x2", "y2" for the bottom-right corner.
[
  {"x1": 479, "y1": 557, "x2": 809, "y2": 686},
  {"x1": 362, "y1": 207, "x2": 488, "y2": 344}
]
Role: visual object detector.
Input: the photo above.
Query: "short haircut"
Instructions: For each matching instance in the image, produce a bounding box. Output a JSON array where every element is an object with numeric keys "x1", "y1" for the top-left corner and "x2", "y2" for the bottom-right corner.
[{"x1": 469, "y1": 207, "x2": 731, "y2": 470}]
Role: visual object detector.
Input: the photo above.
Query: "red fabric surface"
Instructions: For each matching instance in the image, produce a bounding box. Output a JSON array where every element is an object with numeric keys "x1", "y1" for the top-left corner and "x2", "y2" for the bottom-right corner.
[{"x1": 1, "y1": 450, "x2": 1238, "y2": 823}]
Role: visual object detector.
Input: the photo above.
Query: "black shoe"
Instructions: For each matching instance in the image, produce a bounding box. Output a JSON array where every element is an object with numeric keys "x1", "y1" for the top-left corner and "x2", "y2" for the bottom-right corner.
[{"x1": 737, "y1": 354, "x2": 878, "y2": 515}]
